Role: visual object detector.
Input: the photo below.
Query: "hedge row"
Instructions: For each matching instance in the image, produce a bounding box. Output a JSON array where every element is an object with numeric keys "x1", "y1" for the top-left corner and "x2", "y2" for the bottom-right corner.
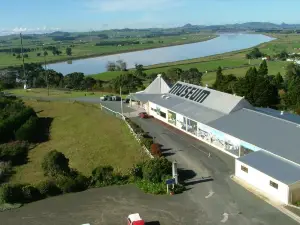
[{"x1": 0, "y1": 141, "x2": 29, "y2": 165}]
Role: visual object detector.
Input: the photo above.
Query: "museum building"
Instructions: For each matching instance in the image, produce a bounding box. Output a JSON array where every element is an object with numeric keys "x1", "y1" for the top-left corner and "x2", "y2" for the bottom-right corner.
[{"x1": 129, "y1": 75, "x2": 300, "y2": 205}]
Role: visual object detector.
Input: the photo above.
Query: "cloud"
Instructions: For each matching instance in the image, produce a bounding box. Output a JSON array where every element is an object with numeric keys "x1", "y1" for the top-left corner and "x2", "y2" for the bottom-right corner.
[
  {"x1": 87, "y1": 0, "x2": 183, "y2": 12},
  {"x1": 0, "y1": 27, "x2": 61, "y2": 36}
]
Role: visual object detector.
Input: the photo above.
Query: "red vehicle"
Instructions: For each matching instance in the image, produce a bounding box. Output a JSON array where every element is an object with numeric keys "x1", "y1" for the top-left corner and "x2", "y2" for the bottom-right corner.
[
  {"x1": 139, "y1": 112, "x2": 150, "y2": 118},
  {"x1": 127, "y1": 213, "x2": 145, "y2": 225}
]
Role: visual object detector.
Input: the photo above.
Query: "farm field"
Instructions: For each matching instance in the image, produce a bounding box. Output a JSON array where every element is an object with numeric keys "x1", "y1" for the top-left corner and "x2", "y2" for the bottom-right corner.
[
  {"x1": 10, "y1": 101, "x2": 147, "y2": 184},
  {"x1": 0, "y1": 33, "x2": 216, "y2": 69}
]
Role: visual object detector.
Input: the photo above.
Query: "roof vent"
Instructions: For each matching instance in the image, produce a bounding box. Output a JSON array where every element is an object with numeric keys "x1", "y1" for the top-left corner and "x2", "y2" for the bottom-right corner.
[
  {"x1": 165, "y1": 96, "x2": 170, "y2": 99},
  {"x1": 161, "y1": 95, "x2": 166, "y2": 98},
  {"x1": 281, "y1": 111, "x2": 284, "y2": 115},
  {"x1": 157, "y1": 74, "x2": 161, "y2": 77},
  {"x1": 205, "y1": 84, "x2": 208, "y2": 88}
]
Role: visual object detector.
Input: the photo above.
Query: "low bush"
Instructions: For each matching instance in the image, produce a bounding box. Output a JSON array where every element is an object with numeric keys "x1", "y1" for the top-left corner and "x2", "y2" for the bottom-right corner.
[
  {"x1": 15, "y1": 116, "x2": 39, "y2": 142},
  {"x1": 0, "y1": 184, "x2": 24, "y2": 204},
  {"x1": 21, "y1": 185, "x2": 42, "y2": 203},
  {"x1": 35, "y1": 180, "x2": 62, "y2": 197},
  {"x1": 42, "y1": 150, "x2": 71, "y2": 177},
  {"x1": 151, "y1": 143, "x2": 162, "y2": 157},
  {"x1": 135, "y1": 179, "x2": 165, "y2": 195},
  {"x1": 142, "y1": 157, "x2": 172, "y2": 183},
  {"x1": 130, "y1": 163, "x2": 144, "y2": 180},
  {"x1": 90, "y1": 165, "x2": 114, "y2": 187},
  {"x1": 126, "y1": 119, "x2": 143, "y2": 134},
  {"x1": 55, "y1": 174, "x2": 89, "y2": 193},
  {"x1": 172, "y1": 184, "x2": 186, "y2": 194},
  {"x1": 141, "y1": 137, "x2": 153, "y2": 149},
  {"x1": 0, "y1": 141, "x2": 29, "y2": 165},
  {"x1": 0, "y1": 161, "x2": 12, "y2": 183}
]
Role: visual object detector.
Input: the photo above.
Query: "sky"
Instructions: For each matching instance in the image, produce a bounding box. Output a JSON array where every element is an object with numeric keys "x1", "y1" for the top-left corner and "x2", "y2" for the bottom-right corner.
[{"x1": 1, "y1": 0, "x2": 300, "y2": 34}]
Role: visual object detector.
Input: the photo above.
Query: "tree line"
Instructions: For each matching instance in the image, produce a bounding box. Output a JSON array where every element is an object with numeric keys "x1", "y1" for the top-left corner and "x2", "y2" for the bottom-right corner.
[
  {"x1": 212, "y1": 60, "x2": 300, "y2": 113},
  {"x1": 0, "y1": 63, "x2": 101, "y2": 91}
]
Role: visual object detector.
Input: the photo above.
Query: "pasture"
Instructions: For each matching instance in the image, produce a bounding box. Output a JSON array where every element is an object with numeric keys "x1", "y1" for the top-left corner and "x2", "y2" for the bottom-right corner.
[{"x1": 10, "y1": 100, "x2": 147, "y2": 184}]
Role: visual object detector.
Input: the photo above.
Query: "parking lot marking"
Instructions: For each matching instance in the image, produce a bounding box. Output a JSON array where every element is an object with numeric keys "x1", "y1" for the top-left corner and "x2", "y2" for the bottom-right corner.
[
  {"x1": 221, "y1": 213, "x2": 229, "y2": 223},
  {"x1": 205, "y1": 191, "x2": 214, "y2": 199}
]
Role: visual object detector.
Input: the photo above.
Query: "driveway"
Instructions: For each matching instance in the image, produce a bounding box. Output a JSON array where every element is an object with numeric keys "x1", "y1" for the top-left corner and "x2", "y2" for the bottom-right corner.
[{"x1": 131, "y1": 116, "x2": 298, "y2": 225}]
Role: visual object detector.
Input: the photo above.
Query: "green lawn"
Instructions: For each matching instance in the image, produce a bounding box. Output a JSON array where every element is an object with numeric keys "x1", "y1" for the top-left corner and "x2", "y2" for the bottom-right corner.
[
  {"x1": 5, "y1": 88, "x2": 128, "y2": 99},
  {"x1": 10, "y1": 101, "x2": 147, "y2": 184}
]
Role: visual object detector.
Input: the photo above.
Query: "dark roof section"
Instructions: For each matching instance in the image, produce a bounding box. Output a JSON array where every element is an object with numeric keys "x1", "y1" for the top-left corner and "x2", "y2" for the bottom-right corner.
[
  {"x1": 238, "y1": 150, "x2": 300, "y2": 185},
  {"x1": 208, "y1": 108, "x2": 300, "y2": 165},
  {"x1": 255, "y1": 107, "x2": 300, "y2": 125}
]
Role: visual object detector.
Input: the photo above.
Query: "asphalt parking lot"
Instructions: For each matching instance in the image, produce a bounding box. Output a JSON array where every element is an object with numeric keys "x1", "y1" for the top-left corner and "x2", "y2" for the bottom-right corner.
[{"x1": 0, "y1": 185, "x2": 201, "y2": 225}]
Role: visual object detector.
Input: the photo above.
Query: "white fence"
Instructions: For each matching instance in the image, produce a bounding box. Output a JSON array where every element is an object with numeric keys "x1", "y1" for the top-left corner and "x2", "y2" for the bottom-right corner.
[{"x1": 100, "y1": 104, "x2": 153, "y2": 159}]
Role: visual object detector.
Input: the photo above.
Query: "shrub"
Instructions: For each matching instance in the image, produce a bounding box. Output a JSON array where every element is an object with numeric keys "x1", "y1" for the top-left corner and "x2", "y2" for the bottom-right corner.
[
  {"x1": 0, "y1": 141, "x2": 29, "y2": 165},
  {"x1": 141, "y1": 137, "x2": 153, "y2": 149},
  {"x1": 151, "y1": 143, "x2": 162, "y2": 157},
  {"x1": 173, "y1": 184, "x2": 186, "y2": 194},
  {"x1": 55, "y1": 174, "x2": 89, "y2": 193},
  {"x1": 130, "y1": 163, "x2": 144, "y2": 180},
  {"x1": 0, "y1": 161, "x2": 12, "y2": 183},
  {"x1": 135, "y1": 179, "x2": 165, "y2": 195},
  {"x1": 15, "y1": 116, "x2": 39, "y2": 142},
  {"x1": 21, "y1": 185, "x2": 42, "y2": 203},
  {"x1": 111, "y1": 173, "x2": 129, "y2": 185},
  {"x1": 0, "y1": 184, "x2": 24, "y2": 204},
  {"x1": 35, "y1": 180, "x2": 62, "y2": 197},
  {"x1": 142, "y1": 157, "x2": 172, "y2": 183},
  {"x1": 42, "y1": 150, "x2": 70, "y2": 177},
  {"x1": 90, "y1": 166, "x2": 114, "y2": 187}
]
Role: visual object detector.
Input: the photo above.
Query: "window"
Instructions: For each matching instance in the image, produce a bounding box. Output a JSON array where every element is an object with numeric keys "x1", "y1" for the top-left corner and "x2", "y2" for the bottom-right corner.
[
  {"x1": 270, "y1": 180, "x2": 278, "y2": 189},
  {"x1": 160, "y1": 112, "x2": 166, "y2": 118},
  {"x1": 241, "y1": 165, "x2": 248, "y2": 173}
]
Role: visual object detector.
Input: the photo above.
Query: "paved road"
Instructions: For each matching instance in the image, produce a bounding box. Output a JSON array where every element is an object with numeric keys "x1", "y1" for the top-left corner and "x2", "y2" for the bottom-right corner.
[{"x1": 131, "y1": 116, "x2": 298, "y2": 225}]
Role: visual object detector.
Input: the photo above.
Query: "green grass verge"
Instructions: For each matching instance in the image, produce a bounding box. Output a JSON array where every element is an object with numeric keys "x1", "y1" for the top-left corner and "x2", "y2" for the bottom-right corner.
[{"x1": 10, "y1": 101, "x2": 148, "y2": 184}]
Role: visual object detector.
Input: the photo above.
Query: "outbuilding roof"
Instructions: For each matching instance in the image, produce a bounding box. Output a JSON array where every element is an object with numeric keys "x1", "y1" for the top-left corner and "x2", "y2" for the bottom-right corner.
[
  {"x1": 139, "y1": 74, "x2": 170, "y2": 94},
  {"x1": 208, "y1": 108, "x2": 300, "y2": 165},
  {"x1": 237, "y1": 150, "x2": 300, "y2": 185}
]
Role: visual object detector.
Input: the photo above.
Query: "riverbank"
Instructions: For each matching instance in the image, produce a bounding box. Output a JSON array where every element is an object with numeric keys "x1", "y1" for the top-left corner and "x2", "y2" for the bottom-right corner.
[{"x1": 0, "y1": 34, "x2": 217, "y2": 70}]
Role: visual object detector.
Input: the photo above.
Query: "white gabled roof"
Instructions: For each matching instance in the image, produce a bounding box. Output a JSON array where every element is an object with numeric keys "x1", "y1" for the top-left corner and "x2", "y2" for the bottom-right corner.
[{"x1": 143, "y1": 74, "x2": 170, "y2": 94}]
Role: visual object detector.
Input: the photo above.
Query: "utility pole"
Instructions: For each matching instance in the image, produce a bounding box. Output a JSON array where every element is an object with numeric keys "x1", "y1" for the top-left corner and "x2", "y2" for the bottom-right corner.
[
  {"x1": 44, "y1": 54, "x2": 49, "y2": 96},
  {"x1": 20, "y1": 33, "x2": 26, "y2": 89},
  {"x1": 120, "y1": 86, "x2": 124, "y2": 117}
]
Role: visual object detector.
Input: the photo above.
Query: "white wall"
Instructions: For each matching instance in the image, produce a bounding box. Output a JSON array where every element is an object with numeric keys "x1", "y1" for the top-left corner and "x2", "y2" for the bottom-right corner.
[
  {"x1": 235, "y1": 159, "x2": 289, "y2": 204},
  {"x1": 149, "y1": 102, "x2": 168, "y2": 123}
]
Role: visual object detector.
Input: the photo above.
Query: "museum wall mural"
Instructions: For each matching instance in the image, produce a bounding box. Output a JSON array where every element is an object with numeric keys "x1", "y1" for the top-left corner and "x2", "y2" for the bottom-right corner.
[
  {"x1": 168, "y1": 110, "x2": 176, "y2": 126},
  {"x1": 176, "y1": 113, "x2": 187, "y2": 131},
  {"x1": 187, "y1": 118, "x2": 198, "y2": 136},
  {"x1": 224, "y1": 134, "x2": 240, "y2": 156}
]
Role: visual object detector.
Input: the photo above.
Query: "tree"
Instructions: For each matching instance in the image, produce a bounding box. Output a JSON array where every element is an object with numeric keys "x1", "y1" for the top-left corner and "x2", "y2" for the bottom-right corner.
[
  {"x1": 233, "y1": 67, "x2": 279, "y2": 107},
  {"x1": 66, "y1": 47, "x2": 72, "y2": 56},
  {"x1": 183, "y1": 68, "x2": 202, "y2": 85},
  {"x1": 285, "y1": 63, "x2": 300, "y2": 82},
  {"x1": 41, "y1": 150, "x2": 70, "y2": 177},
  {"x1": 134, "y1": 64, "x2": 145, "y2": 77},
  {"x1": 36, "y1": 53, "x2": 41, "y2": 57},
  {"x1": 16, "y1": 54, "x2": 21, "y2": 59},
  {"x1": 246, "y1": 47, "x2": 264, "y2": 59},
  {"x1": 106, "y1": 61, "x2": 116, "y2": 71},
  {"x1": 43, "y1": 51, "x2": 48, "y2": 57},
  {"x1": 84, "y1": 77, "x2": 96, "y2": 91},
  {"x1": 0, "y1": 69, "x2": 17, "y2": 89},
  {"x1": 23, "y1": 54, "x2": 29, "y2": 58},
  {"x1": 258, "y1": 60, "x2": 268, "y2": 76},
  {"x1": 213, "y1": 66, "x2": 224, "y2": 89},
  {"x1": 284, "y1": 76, "x2": 300, "y2": 109},
  {"x1": 272, "y1": 72, "x2": 284, "y2": 89},
  {"x1": 64, "y1": 72, "x2": 85, "y2": 89},
  {"x1": 116, "y1": 60, "x2": 127, "y2": 71},
  {"x1": 166, "y1": 68, "x2": 183, "y2": 83}
]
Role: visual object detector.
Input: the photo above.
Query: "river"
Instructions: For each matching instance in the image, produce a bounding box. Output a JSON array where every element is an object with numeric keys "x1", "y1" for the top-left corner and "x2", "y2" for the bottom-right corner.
[{"x1": 48, "y1": 34, "x2": 274, "y2": 75}]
